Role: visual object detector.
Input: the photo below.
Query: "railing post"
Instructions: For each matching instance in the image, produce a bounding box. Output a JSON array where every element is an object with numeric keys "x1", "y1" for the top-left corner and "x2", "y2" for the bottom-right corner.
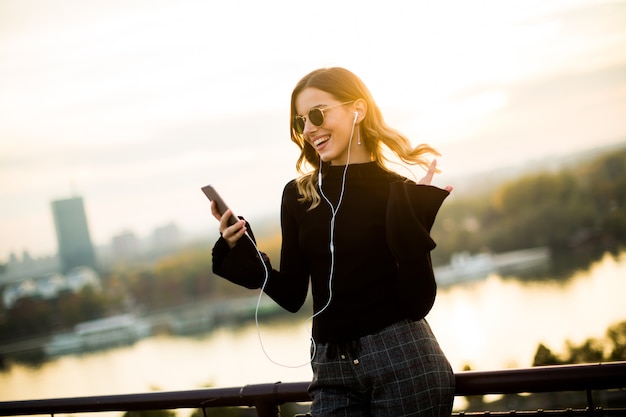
[
  {"x1": 255, "y1": 402, "x2": 280, "y2": 417},
  {"x1": 239, "y1": 381, "x2": 282, "y2": 417},
  {"x1": 586, "y1": 388, "x2": 594, "y2": 413}
]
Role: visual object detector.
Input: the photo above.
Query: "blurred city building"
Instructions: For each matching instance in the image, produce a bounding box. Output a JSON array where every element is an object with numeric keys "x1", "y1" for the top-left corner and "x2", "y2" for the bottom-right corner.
[
  {"x1": 51, "y1": 196, "x2": 98, "y2": 274},
  {"x1": 111, "y1": 230, "x2": 141, "y2": 260},
  {"x1": 1, "y1": 194, "x2": 187, "y2": 288},
  {"x1": 152, "y1": 222, "x2": 180, "y2": 252},
  {"x1": 2, "y1": 266, "x2": 101, "y2": 309},
  {"x1": 0, "y1": 251, "x2": 60, "y2": 286}
]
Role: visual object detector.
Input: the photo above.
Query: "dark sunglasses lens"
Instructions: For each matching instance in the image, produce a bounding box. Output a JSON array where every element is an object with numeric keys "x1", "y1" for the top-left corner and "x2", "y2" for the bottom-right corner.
[
  {"x1": 294, "y1": 117, "x2": 305, "y2": 134},
  {"x1": 309, "y1": 108, "x2": 324, "y2": 126}
]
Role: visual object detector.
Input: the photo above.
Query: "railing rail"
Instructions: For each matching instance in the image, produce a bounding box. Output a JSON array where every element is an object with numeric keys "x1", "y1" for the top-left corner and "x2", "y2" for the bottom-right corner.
[{"x1": 0, "y1": 362, "x2": 625, "y2": 417}]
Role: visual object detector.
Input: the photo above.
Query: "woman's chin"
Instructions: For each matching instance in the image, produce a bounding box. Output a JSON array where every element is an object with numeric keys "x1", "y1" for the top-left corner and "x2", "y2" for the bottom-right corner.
[{"x1": 318, "y1": 152, "x2": 332, "y2": 163}]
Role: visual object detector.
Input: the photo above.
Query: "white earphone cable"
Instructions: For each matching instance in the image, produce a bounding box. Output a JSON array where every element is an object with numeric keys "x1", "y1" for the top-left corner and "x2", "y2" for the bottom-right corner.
[{"x1": 252, "y1": 110, "x2": 358, "y2": 368}]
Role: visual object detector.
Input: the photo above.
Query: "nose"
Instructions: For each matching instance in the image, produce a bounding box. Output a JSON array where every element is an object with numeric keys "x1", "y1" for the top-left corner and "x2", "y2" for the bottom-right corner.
[{"x1": 302, "y1": 118, "x2": 318, "y2": 135}]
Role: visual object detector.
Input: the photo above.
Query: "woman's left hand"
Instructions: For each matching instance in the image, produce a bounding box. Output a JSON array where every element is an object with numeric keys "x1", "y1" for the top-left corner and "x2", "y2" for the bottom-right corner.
[{"x1": 419, "y1": 159, "x2": 453, "y2": 193}]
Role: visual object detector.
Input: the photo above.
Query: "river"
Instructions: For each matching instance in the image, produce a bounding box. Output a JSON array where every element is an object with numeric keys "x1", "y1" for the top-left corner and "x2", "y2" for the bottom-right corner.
[{"x1": 1, "y1": 252, "x2": 625, "y2": 408}]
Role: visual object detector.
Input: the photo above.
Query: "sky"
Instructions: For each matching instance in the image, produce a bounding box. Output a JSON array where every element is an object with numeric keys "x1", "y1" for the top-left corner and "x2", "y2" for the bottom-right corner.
[{"x1": 1, "y1": 0, "x2": 625, "y2": 261}]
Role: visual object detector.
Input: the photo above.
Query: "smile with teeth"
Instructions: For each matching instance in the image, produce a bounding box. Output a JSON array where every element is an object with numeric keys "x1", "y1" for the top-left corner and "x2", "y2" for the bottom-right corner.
[{"x1": 314, "y1": 135, "x2": 330, "y2": 147}]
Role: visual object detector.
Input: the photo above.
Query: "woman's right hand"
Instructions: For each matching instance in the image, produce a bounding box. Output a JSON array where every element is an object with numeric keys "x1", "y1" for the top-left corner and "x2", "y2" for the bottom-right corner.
[
  {"x1": 419, "y1": 159, "x2": 453, "y2": 193},
  {"x1": 211, "y1": 201, "x2": 247, "y2": 249}
]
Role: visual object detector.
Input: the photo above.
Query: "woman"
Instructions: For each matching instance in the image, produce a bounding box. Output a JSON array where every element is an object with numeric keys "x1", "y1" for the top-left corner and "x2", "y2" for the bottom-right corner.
[{"x1": 211, "y1": 67, "x2": 455, "y2": 416}]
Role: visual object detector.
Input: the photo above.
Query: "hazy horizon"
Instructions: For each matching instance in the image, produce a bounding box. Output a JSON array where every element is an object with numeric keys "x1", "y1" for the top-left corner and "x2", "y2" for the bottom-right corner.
[{"x1": 1, "y1": 0, "x2": 626, "y2": 261}]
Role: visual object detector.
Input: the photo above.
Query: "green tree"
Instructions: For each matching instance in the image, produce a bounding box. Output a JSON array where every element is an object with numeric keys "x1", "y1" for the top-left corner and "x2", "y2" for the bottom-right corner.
[
  {"x1": 4, "y1": 297, "x2": 52, "y2": 338},
  {"x1": 154, "y1": 247, "x2": 214, "y2": 300},
  {"x1": 607, "y1": 321, "x2": 626, "y2": 361},
  {"x1": 533, "y1": 320, "x2": 626, "y2": 366},
  {"x1": 533, "y1": 343, "x2": 562, "y2": 366},
  {"x1": 433, "y1": 147, "x2": 626, "y2": 269},
  {"x1": 564, "y1": 338, "x2": 605, "y2": 363}
]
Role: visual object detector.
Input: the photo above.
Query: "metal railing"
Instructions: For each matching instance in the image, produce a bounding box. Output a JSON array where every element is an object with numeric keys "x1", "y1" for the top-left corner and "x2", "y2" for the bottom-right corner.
[{"x1": 1, "y1": 362, "x2": 625, "y2": 417}]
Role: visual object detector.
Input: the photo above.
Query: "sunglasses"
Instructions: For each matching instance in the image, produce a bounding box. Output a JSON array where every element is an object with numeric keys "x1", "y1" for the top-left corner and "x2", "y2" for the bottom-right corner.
[{"x1": 293, "y1": 101, "x2": 354, "y2": 134}]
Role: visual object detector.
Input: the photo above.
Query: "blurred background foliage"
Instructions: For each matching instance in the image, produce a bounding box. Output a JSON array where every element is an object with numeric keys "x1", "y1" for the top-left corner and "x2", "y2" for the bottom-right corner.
[
  {"x1": 430, "y1": 147, "x2": 626, "y2": 269},
  {"x1": 1, "y1": 146, "x2": 625, "y2": 363}
]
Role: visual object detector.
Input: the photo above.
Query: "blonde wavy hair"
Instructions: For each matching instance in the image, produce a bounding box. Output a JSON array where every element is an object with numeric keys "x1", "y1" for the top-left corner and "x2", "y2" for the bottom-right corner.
[{"x1": 290, "y1": 67, "x2": 439, "y2": 210}]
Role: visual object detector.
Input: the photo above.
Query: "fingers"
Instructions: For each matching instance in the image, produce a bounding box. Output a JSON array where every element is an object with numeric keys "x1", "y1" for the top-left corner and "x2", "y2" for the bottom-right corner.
[
  {"x1": 219, "y1": 209, "x2": 246, "y2": 248},
  {"x1": 210, "y1": 202, "x2": 246, "y2": 248},
  {"x1": 210, "y1": 200, "x2": 222, "y2": 221},
  {"x1": 223, "y1": 222, "x2": 247, "y2": 248},
  {"x1": 419, "y1": 159, "x2": 437, "y2": 185},
  {"x1": 418, "y1": 160, "x2": 454, "y2": 193}
]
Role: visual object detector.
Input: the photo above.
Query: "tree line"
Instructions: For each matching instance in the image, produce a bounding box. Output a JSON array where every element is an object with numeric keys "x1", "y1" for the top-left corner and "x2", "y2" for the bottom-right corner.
[
  {"x1": 533, "y1": 319, "x2": 626, "y2": 365},
  {"x1": 1, "y1": 146, "x2": 624, "y2": 343},
  {"x1": 0, "y1": 245, "x2": 260, "y2": 343},
  {"x1": 430, "y1": 146, "x2": 626, "y2": 269}
]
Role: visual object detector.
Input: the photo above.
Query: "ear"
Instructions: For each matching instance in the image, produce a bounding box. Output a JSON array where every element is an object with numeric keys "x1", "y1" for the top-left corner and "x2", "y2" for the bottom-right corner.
[{"x1": 354, "y1": 99, "x2": 367, "y2": 123}]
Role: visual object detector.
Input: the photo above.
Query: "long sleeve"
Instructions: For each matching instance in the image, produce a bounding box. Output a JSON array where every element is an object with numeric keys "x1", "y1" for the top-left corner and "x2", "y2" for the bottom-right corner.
[
  {"x1": 257, "y1": 183, "x2": 310, "y2": 312},
  {"x1": 386, "y1": 182, "x2": 449, "y2": 321},
  {"x1": 211, "y1": 220, "x2": 268, "y2": 289},
  {"x1": 213, "y1": 164, "x2": 450, "y2": 342},
  {"x1": 211, "y1": 185, "x2": 310, "y2": 314}
]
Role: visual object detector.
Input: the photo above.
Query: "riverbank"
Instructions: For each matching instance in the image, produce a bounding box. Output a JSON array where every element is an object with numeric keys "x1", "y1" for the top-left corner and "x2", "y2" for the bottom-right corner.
[
  {"x1": 0, "y1": 294, "x2": 295, "y2": 366},
  {"x1": 1, "y1": 254, "x2": 624, "y2": 405}
]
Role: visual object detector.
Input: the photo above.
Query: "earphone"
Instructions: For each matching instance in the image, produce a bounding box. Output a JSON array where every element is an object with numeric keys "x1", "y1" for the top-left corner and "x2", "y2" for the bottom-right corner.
[
  {"x1": 308, "y1": 111, "x2": 358, "y2": 348},
  {"x1": 249, "y1": 234, "x2": 314, "y2": 368},
  {"x1": 253, "y1": 105, "x2": 359, "y2": 368}
]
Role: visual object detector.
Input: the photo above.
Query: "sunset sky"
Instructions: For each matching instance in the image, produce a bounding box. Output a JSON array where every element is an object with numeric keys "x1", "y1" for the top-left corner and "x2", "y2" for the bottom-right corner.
[{"x1": 1, "y1": 0, "x2": 625, "y2": 259}]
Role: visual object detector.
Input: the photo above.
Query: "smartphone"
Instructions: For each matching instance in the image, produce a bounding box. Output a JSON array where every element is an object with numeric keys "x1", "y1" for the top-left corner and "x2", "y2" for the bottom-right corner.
[{"x1": 201, "y1": 185, "x2": 239, "y2": 226}]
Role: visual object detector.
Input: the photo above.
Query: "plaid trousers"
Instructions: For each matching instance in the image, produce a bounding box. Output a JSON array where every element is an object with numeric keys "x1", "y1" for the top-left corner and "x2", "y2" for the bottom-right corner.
[{"x1": 308, "y1": 319, "x2": 455, "y2": 417}]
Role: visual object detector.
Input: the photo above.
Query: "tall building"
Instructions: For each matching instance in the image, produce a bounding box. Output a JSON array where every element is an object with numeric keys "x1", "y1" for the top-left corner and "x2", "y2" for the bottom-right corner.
[{"x1": 51, "y1": 196, "x2": 97, "y2": 274}]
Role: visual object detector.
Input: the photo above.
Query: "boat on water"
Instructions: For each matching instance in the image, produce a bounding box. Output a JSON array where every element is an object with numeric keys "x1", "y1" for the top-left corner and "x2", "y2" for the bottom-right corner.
[
  {"x1": 434, "y1": 246, "x2": 551, "y2": 287},
  {"x1": 43, "y1": 332, "x2": 83, "y2": 356},
  {"x1": 44, "y1": 313, "x2": 152, "y2": 357},
  {"x1": 434, "y1": 251, "x2": 495, "y2": 287}
]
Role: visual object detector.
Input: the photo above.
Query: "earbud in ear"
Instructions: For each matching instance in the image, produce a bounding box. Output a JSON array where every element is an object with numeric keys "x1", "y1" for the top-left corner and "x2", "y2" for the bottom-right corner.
[{"x1": 353, "y1": 111, "x2": 359, "y2": 123}]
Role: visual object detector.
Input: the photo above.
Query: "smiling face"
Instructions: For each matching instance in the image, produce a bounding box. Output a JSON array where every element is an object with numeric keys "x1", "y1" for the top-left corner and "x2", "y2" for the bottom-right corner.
[{"x1": 294, "y1": 87, "x2": 370, "y2": 165}]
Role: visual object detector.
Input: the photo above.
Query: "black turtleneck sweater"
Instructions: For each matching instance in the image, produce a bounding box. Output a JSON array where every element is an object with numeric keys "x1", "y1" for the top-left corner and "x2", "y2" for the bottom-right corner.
[{"x1": 212, "y1": 162, "x2": 449, "y2": 343}]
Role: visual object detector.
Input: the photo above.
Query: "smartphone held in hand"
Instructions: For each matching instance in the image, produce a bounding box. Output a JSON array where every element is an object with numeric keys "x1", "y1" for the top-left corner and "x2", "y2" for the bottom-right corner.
[{"x1": 201, "y1": 185, "x2": 239, "y2": 226}]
